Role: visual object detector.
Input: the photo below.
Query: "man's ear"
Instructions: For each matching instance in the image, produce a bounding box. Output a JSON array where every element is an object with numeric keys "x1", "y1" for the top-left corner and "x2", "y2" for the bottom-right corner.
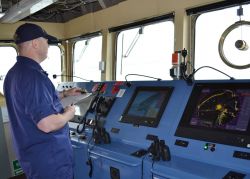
[{"x1": 31, "y1": 38, "x2": 39, "y2": 49}]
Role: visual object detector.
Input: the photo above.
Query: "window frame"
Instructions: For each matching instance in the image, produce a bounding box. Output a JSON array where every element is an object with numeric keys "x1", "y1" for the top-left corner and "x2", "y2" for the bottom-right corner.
[
  {"x1": 111, "y1": 13, "x2": 175, "y2": 81},
  {"x1": 189, "y1": 2, "x2": 250, "y2": 79},
  {"x1": 72, "y1": 32, "x2": 103, "y2": 82}
]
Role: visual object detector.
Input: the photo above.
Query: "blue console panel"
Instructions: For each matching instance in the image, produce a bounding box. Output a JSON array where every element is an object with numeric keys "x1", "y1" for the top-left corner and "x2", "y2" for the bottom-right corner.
[{"x1": 57, "y1": 80, "x2": 250, "y2": 179}]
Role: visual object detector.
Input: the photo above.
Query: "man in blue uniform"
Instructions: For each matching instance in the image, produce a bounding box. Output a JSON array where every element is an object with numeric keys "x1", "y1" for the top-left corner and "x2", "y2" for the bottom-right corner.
[{"x1": 4, "y1": 23, "x2": 81, "y2": 179}]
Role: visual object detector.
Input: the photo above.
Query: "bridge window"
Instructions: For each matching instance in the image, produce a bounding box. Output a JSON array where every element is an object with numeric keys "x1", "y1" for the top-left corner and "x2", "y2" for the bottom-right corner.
[
  {"x1": 194, "y1": 3, "x2": 250, "y2": 79},
  {"x1": 73, "y1": 35, "x2": 102, "y2": 82},
  {"x1": 0, "y1": 45, "x2": 62, "y2": 94},
  {"x1": 0, "y1": 46, "x2": 17, "y2": 95},
  {"x1": 116, "y1": 20, "x2": 174, "y2": 81},
  {"x1": 41, "y1": 45, "x2": 62, "y2": 87}
]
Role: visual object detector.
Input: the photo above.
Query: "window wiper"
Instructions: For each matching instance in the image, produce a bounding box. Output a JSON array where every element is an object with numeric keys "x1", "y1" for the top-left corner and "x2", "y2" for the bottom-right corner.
[
  {"x1": 124, "y1": 27, "x2": 144, "y2": 58},
  {"x1": 120, "y1": 27, "x2": 144, "y2": 75},
  {"x1": 75, "y1": 39, "x2": 90, "y2": 62}
]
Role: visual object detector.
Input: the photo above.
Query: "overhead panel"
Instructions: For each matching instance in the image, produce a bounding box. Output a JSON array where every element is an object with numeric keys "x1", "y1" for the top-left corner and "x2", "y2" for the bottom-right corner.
[
  {"x1": 0, "y1": 0, "x2": 127, "y2": 23},
  {"x1": 0, "y1": 0, "x2": 58, "y2": 23}
]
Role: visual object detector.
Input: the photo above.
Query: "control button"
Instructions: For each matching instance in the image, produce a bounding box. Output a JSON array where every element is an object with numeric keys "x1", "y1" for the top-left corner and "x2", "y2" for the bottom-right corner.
[
  {"x1": 70, "y1": 131, "x2": 76, "y2": 136},
  {"x1": 78, "y1": 134, "x2": 86, "y2": 141},
  {"x1": 204, "y1": 143, "x2": 216, "y2": 152},
  {"x1": 175, "y1": 139, "x2": 189, "y2": 147}
]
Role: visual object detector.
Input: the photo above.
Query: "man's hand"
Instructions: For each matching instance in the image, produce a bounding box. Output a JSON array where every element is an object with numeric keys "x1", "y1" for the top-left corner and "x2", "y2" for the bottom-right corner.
[
  {"x1": 60, "y1": 87, "x2": 88, "y2": 99},
  {"x1": 64, "y1": 105, "x2": 76, "y2": 119}
]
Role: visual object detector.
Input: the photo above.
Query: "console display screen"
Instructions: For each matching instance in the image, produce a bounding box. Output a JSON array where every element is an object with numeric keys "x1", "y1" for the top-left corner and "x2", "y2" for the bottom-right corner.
[
  {"x1": 120, "y1": 86, "x2": 173, "y2": 127},
  {"x1": 175, "y1": 82, "x2": 250, "y2": 148},
  {"x1": 190, "y1": 88, "x2": 250, "y2": 131}
]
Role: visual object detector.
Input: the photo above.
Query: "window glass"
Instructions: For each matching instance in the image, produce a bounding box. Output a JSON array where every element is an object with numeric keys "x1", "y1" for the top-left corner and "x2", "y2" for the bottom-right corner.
[
  {"x1": 195, "y1": 4, "x2": 250, "y2": 79},
  {"x1": 41, "y1": 45, "x2": 62, "y2": 88},
  {"x1": 116, "y1": 21, "x2": 174, "y2": 81},
  {"x1": 0, "y1": 46, "x2": 17, "y2": 94},
  {"x1": 0, "y1": 45, "x2": 61, "y2": 94},
  {"x1": 73, "y1": 35, "x2": 102, "y2": 82}
]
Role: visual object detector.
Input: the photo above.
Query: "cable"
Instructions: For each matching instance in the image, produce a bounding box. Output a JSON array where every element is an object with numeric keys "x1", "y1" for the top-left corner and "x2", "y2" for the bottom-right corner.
[
  {"x1": 86, "y1": 136, "x2": 95, "y2": 178},
  {"x1": 186, "y1": 66, "x2": 235, "y2": 85},
  {"x1": 76, "y1": 115, "x2": 87, "y2": 134},
  {"x1": 29, "y1": 11, "x2": 57, "y2": 21},
  {"x1": 52, "y1": 74, "x2": 93, "y2": 82},
  {"x1": 125, "y1": 74, "x2": 162, "y2": 81},
  {"x1": 140, "y1": 153, "x2": 148, "y2": 179},
  {"x1": 57, "y1": 1, "x2": 85, "y2": 11},
  {"x1": 151, "y1": 160, "x2": 155, "y2": 179},
  {"x1": 124, "y1": 74, "x2": 161, "y2": 88},
  {"x1": 76, "y1": 94, "x2": 98, "y2": 134}
]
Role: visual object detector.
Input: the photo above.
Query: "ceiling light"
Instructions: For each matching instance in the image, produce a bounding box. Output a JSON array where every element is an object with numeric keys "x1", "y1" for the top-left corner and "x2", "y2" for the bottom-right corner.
[{"x1": 0, "y1": 0, "x2": 58, "y2": 23}]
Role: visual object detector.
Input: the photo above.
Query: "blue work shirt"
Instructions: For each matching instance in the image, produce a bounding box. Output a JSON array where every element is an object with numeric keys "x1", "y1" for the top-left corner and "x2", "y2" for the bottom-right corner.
[{"x1": 4, "y1": 56, "x2": 73, "y2": 179}]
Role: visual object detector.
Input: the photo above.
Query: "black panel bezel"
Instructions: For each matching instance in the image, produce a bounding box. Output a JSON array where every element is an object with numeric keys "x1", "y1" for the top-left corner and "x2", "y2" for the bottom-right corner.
[
  {"x1": 175, "y1": 82, "x2": 250, "y2": 148},
  {"x1": 120, "y1": 86, "x2": 173, "y2": 127}
]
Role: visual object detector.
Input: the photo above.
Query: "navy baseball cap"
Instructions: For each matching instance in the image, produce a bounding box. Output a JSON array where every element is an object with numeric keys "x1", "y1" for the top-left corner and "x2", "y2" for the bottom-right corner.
[{"x1": 14, "y1": 23, "x2": 58, "y2": 44}]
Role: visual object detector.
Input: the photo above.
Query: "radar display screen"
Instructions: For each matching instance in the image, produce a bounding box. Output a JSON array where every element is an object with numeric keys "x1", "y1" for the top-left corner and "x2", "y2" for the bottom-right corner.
[
  {"x1": 120, "y1": 86, "x2": 173, "y2": 127},
  {"x1": 175, "y1": 82, "x2": 250, "y2": 148}
]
